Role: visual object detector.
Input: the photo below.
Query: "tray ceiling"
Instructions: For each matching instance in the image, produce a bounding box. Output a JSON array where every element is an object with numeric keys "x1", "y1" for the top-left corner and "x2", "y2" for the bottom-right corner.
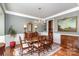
[{"x1": 4, "y1": 3, "x2": 78, "y2": 18}]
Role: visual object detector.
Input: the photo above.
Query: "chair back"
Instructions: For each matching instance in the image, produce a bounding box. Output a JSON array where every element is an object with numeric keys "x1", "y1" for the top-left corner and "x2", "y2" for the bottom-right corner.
[
  {"x1": 0, "y1": 43, "x2": 5, "y2": 56},
  {"x1": 19, "y1": 36, "x2": 23, "y2": 48},
  {"x1": 24, "y1": 32, "x2": 27, "y2": 39}
]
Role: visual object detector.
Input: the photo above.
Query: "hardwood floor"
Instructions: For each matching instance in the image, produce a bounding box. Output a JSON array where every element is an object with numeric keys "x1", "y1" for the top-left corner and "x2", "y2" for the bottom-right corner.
[
  {"x1": 4, "y1": 44, "x2": 79, "y2": 56},
  {"x1": 51, "y1": 47, "x2": 79, "y2": 56},
  {"x1": 4, "y1": 44, "x2": 20, "y2": 56}
]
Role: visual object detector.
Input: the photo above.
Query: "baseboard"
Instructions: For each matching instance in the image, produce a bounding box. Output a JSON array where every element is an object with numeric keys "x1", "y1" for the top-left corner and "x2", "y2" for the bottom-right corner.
[{"x1": 47, "y1": 47, "x2": 61, "y2": 56}]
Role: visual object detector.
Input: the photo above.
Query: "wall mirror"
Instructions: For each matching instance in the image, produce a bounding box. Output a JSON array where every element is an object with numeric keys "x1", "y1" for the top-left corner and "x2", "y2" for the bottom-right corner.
[{"x1": 27, "y1": 22, "x2": 33, "y2": 32}]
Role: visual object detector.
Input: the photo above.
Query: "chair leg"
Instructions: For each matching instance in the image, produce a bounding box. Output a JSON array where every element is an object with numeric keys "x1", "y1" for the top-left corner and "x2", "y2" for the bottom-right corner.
[
  {"x1": 21, "y1": 50, "x2": 23, "y2": 56},
  {"x1": 38, "y1": 50, "x2": 40, "y2": 56}
]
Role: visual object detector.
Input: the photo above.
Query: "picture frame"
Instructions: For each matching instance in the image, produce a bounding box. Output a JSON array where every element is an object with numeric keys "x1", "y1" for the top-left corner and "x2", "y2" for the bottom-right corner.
[{"x1": 57, "y1": 16, "x2": 77, "y2": 32}]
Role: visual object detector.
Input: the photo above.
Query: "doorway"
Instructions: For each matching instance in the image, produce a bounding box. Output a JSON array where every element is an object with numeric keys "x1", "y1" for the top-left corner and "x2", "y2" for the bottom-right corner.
[{"x1": 48, "y1": 20, "x2": 53, "y2": 41}]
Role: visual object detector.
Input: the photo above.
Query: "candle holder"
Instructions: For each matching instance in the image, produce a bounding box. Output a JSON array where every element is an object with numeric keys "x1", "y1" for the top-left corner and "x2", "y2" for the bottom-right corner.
[{"x1": 34, "y1": 25, "x2": 37, "y2": 32}]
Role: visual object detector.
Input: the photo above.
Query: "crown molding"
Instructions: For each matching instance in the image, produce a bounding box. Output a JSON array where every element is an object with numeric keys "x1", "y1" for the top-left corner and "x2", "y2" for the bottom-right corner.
[
  {"x1": 5, "y1": 6, "x2": 79, "y2": 20},
  {"x1": 5, "y1": 10, "x2": 41, "y2": 20},
  {"x1": 44, "y1": 6, "x2": 79, "y2": 20},
  {"x1": 3, "y1": 3, "x2": 79, "y2": 20},
  {"x1": 2, "y1": 3, "x2": 42, "y2": 20}
]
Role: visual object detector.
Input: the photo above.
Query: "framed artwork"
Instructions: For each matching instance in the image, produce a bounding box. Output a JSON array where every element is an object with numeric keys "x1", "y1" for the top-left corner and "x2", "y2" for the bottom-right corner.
[{"x1": 57, "y1": 16, "x2": 77, "y2": 32}]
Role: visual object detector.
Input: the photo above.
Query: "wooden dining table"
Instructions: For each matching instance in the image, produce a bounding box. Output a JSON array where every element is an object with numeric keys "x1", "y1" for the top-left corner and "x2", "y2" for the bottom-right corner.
[
  {"x1": 26, "y1": 34, "x2": 47, "y2": 41},
  {"x1": 24, "y1": 32, "x2": 53, "y2": 55}
]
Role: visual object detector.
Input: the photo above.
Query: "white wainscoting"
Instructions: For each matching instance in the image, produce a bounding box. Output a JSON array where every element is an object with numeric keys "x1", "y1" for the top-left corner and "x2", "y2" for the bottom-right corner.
[
  {"x1": 53, "y1": 33, "x2": 61, "y2": 44},
  {"x1": 5, "y1": 34, "x2": 24, "y2": 47},
  {"x1": 0, "y1": 36, "x2": 5, "y2": 43},
  {"x1": 0, "y1": 32, "x2": 48, "y2": 47},
  {"x1": 38, "y1": 32, "x2": 48, "y2": 36}
]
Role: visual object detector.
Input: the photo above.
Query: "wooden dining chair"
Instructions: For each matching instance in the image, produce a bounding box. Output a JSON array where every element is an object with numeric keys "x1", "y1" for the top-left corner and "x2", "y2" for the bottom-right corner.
[
  {"x1": 39, "y1": 36, "x2": 49, "y2": 52},
  {"x1": 42, "y1": 36, "x2": 53, "y2": 51},
  {"x1": 0, "y1": 43, "x2": 5, "y2": 56},
  {"x1": 32, "y1": 36, "x2": 45, "y2": 56},
  {"x1": 48, "y1": 38, "x2": 53, "y2": 49},
  {"x1": 19, "y1": 36, "x2": 33, "y2": 55}
]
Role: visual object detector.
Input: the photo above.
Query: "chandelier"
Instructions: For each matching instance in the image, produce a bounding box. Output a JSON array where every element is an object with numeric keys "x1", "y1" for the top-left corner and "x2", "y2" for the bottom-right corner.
[{"x1": 38, "y1": 7, "x2": 46, "y2": 23}]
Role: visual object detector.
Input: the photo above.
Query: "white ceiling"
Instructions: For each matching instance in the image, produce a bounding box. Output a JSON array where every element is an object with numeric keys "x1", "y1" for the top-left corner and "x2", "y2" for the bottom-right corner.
[{"x1": 4, "y1": 3, "x2": 78, "y2": 18}]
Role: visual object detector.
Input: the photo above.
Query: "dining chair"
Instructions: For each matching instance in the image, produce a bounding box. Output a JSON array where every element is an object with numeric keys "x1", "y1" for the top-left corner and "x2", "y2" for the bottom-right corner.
[
  {"x1": 40, "y1": 36, "x2": 49, "y2": 52},
  {"x1": 0, "y1": 43, "x2": 5, "y2": 56},
  {"x1": 19, "y1": 36, "x2": 33, "y2": 55},
  {"x1": 32, "y1": 42, "x2": 44, "y2": 55},
  {"x1": 43, "y1": 36, "x2": 53, "y2": 51},
  {"x1": 32, "y1": 36, "x2": 45, "y2": 56}
]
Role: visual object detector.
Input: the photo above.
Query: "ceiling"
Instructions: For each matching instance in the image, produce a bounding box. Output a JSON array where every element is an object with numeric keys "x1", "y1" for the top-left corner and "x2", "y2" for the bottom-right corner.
[{"x1": 4, "y1": 3, "x2": 78, "y2": 18}]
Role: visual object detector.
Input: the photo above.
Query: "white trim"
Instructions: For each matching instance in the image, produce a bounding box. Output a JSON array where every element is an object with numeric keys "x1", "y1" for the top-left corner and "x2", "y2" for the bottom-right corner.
[
  {"x1": 1, "y1": 3, "x2": 6, "y2": 11},
  {"x1": 48, "y1": 47, "x2": 61, "y2": 56},
  {"x1": 47, "y1": 20, "x2": 48, "y2": 33},
  {"x1": 4, "y1": 6, "x2": 79, "y2": 20},
  {"x1": 45, "y1": 6, "x2": 79, "y2": 20},
  {"x1": 5, "y1": 10, "x2": 41, "y2": 20}
]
